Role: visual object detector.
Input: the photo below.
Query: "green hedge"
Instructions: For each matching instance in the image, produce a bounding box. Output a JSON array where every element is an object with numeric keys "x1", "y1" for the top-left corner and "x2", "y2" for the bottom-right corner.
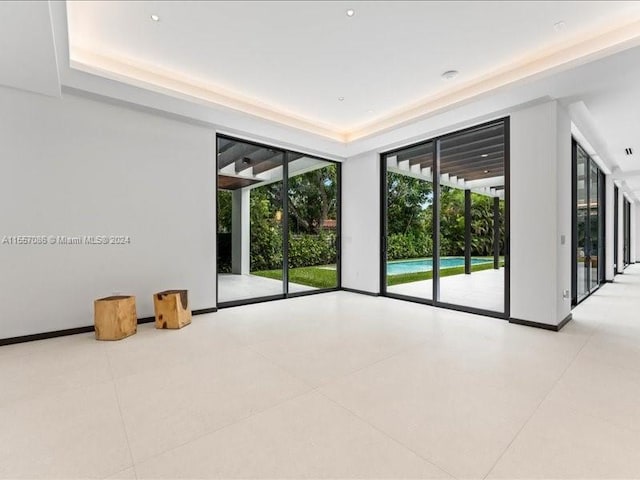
[
  {"x1": 250, "y1": 232, "x2": 336, "y2": 271},
  {"x1": 288, "y1": 233, "x2": 336, "y2": 268},
  {"x1": 387, "y1": 232, "x2": 433, "y2": 260}
]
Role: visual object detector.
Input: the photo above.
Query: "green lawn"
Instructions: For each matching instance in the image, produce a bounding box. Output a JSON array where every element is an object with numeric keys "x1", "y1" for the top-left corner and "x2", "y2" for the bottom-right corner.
[
  {"x1": 253, "y1": 259, "x2": 505, "y2": 289},
  {"x1": 253, "y1": 266, "x2": 337, "y2": 289},
  {"x1": 387, "y1": 259, "x2": 505, "y2": 286}
]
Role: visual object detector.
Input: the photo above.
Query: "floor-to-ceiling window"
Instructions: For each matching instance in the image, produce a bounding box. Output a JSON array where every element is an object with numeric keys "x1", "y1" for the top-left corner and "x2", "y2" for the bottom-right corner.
[
  {"x1": 623, "y1": 198, "x2": 631, "y2": 267},
  {"x1": 216, "y1": 135, "x2": 340, "y2": 307},
  {"x1": 380, "y1": 119, "x2": 509, "y2": 318},
  {"x1": 614, "y1": 185, "x2": 619, "y2": 273},
  {"x1": 572, "y1": 140, "x2": 605, "y2": 305}
]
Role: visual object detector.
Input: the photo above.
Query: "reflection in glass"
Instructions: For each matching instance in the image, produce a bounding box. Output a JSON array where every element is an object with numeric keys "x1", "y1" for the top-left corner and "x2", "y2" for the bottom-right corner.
[
  {"x1": 576, "y1": 148, "x2": 588, "y2": 302},
  {"x1": 574, "y1": 142, "x2": 606, "y2": 304},
  {"x1": 589, "y1": 161, "x2": 599, "y2": 292}
]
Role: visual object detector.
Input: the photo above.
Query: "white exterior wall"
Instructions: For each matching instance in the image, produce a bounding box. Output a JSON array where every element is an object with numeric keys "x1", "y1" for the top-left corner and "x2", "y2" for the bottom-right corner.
[{"x1": 0, "y1": 87, "x2": 216, "y2": 339}]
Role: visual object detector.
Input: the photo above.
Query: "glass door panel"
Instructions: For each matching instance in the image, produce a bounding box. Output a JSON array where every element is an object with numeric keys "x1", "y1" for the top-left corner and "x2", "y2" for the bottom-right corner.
[
  {"x1": 217, "y1": 137, "x2": 285, "y2": 303},
  {"x1": 437, "y1": 122, "x2": 506, "y2": 314},
  {"x1": 575, "y1": 147, "x2": 589, "y2": 302},
  {"x1": 589, "y1": 160, "x2": 600, "y2": 292},
  {"x1": 287, "y1": 156, "x2": 339, "y2": 292},
  {"x1": 383, "y1": 141, "x2": 434, "y2": 301}
]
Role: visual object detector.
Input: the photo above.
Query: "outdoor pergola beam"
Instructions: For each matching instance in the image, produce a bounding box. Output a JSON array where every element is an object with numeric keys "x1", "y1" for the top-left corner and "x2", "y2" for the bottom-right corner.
[
  {"x1": 440, "y1": 133, "x2": 504, "y2": 156},
  {"x1": 465, "y1": 176, "x2": 505, "y2": 189},
  {"x1": 217, "y1": 143, "x2": 262, "y2": 169}
]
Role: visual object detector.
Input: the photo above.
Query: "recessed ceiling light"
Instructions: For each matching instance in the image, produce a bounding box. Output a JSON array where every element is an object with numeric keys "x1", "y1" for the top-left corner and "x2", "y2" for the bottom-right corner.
[
  {"x1": 367, "y1": 109, "x2": 374, "y2": 113},
  {"x1": 484, "y1": 170, "x2": 490, "y2": 174},
  {"x1": 553, "y1": 21, "x2": 566, "y2": 32},
  {"x1": 481, "y1": 154, "x2": 489, "y2": 158},
  {"x1": 441, "y1": 70, "x2": 459, "y2": 80},
  {"x1": 150, "y1": 14, "x2": 160, "y2": 22},
  {"x1": 346, "y1": 9, "x2": 355, "y2": 17},
  {"x1": 338, "y1": 97, "x2": 345, "y2": 102}
]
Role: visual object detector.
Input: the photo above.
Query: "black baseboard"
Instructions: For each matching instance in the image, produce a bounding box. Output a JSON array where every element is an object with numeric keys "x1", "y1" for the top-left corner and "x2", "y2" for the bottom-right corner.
[
  {"x1": 0, "y1": 307, "x2": 218, "y2": 347},
  {"x1": 192, "y1": 307, "x2": 218, "y2": 315},
  {"x1": 0, "y1": 326, "x2": 97, "y2": 346},
  {"x1": 509, "y1": 313, "x2": 573, "y2": 332},
  {"x1": 341, "y1": 287, "x2": 379, "y2": 297}
]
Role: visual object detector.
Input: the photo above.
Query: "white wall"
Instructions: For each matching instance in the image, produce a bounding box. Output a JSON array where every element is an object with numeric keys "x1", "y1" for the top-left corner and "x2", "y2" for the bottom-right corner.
[
  {"x1": 0, "y1": 87, "x2": 216, "y2": 339},
  {"x1": 341, "y1": 152, "x2": 380, "y2": 293},
  {"x1": 341, "y1": 101, "x2": 574, "y2": 326},
  {"x1": 510, "y1": 101, "x2": 571, "y2": 326},
  {"x1": 555, "y1": 105, "x2": 573, "y2": 322}
]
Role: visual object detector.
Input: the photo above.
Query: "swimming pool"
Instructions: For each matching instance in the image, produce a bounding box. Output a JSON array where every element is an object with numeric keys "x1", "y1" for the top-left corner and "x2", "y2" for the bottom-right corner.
[{"x1": 387, "y1": 257, "x2": 492, "y2": 275}]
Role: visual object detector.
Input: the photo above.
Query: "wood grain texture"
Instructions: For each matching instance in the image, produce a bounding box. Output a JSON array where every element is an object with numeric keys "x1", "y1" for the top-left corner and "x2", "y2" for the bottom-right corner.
[
  {"x1": 153, "y1": 290, "x2": 192, "y2": 329},
  {"x1": 93, "y1": 295, "x2": 137, "y2": 340}
]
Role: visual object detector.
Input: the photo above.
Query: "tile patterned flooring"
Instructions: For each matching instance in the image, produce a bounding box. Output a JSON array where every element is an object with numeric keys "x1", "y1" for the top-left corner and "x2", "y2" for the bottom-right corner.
[{"x1": 1, "y1": 266, "x2": 640, "y2": 479}]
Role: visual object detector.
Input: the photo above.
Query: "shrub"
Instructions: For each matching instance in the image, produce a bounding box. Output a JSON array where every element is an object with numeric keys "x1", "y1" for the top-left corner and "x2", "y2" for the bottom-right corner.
[
  {"x1": 288, "y1": 233, "x2": 336, "y2": 268},
  {"x1": 387, "y1": 232, "x2": 433, "y2": 260}
]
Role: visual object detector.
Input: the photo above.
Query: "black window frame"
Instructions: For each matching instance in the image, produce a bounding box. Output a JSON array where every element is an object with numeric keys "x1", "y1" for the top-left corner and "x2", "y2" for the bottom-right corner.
[
  {"x1": 378, "y1": 117, "x2": 510, "y2": 320},
  {"x1": 215, "y1": 133, "x2": 342, "y2": 309}
]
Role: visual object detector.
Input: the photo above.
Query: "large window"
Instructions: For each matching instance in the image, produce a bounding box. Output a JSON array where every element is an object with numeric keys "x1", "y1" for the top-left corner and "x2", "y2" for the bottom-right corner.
[
  {"x1": 572, "y1": 140, "x2": 605, "y2": 305},
  {"x1": 216, "y1": 136, "x2": 340, "y2": 306},
  {"x1": 624, "y1": 198, "x2": 631, "y2": 267},
  {"x1": 614, "y1": 185, "x2": 619, "y2": 273},
  {"x1": 381, "y1": 119, "x2": 509, "y2": 318}
]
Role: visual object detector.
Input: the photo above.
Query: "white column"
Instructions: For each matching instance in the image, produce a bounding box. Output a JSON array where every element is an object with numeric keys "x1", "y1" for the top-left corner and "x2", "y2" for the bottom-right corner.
[
  {"x1": 605, "y1": 175, "x2": 615, "y2": 280},
  {"x1": 342, "y1": 152, "x2": 380, "y2": 293},
  {"x1": 231, "y1": 188, "x2": 250, "y2": 275},
  {"x1": 510, "y1": 101, "x2": 571, "y2": 327}
]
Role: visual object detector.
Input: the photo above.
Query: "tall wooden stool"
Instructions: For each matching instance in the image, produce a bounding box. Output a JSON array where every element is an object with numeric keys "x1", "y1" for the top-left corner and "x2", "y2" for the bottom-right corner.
[
  {"x1": 154, "y1": 290, "x2": 192, "y2": 329},
  {"x1": 94, "y1": 295, "x2": 137, "y2": 340}
]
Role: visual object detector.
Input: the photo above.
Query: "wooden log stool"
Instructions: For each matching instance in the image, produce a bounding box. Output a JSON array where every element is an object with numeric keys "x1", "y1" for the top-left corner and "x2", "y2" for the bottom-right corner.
[
  {"x1": 94, "y1": 295, "x2": 137, "y2": 340},
  {"x1": 154, "y1": 290, "x2": 192, "y2": 329}
]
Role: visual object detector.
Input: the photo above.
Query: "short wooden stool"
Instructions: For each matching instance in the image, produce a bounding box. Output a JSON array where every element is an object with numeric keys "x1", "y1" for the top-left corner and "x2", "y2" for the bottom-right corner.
[
  {"x1": 94, "y1": 295, "x2": 137, "y2": 340},
  {"x1": 154, "y1": 290, "x2": 192, "y2": 329}
]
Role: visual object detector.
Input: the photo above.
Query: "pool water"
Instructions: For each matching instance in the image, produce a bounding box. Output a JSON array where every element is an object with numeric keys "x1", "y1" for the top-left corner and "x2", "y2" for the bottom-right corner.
[{"x1": 387, "y1": 257, "x2": 492, "y2": 275}]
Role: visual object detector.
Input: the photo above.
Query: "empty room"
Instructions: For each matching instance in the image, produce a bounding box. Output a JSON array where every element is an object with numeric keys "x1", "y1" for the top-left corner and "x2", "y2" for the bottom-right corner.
[{"x1": 2, "y1": 1, "x2": 640, "y2": 479}]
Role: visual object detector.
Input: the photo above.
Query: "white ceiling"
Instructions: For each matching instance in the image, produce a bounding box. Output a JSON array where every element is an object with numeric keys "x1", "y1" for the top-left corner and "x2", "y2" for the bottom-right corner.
[
  {"x1": 586, "y1": 76, "x2": 640, "y2": 194},
  {"x1": 66, "y1": 1, "x2": 640, "y2": 140},
  {"x1": 0, "y1": 1, "x2": 60, "y2": 97}
]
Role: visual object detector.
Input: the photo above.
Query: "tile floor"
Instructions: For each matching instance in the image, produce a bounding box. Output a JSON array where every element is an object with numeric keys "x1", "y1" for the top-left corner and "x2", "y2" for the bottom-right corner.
[
  {"x1": 387, "y1": 268, "x2": 505, "y2": 313},
  {"x1": 218, "y1": 273, "x2": 315, "y2": 303},
  {"x1": 1, "y1": 266, "x2": 640, "y2": 479}
]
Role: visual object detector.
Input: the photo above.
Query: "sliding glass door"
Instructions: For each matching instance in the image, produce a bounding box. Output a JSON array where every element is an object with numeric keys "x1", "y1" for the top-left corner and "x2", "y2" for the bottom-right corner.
[
  {"x1": 572, "y1": 140, "x2": 605, "y2": 305},
  {"x1": 216, "y1": 135, "x2": 340, "y2": 307},
  {"x1": 437, "y1": 122, "x2": 506, "y2": 313},
  {"x1": 384, "y1": 141, "x2": 434, "y2": 301},
  {"x1": 381, "y1": 119, "x2": 509, "y2": 318},
  {"x1": 287, "y1": 156, "x2": 339, "y2": 292},
  {"x1": 624, "y1": 198, "x2": 631, "y2": 267},
  {"x1": 614, "y1": 185, "x2": 619, "y2": 273}
]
